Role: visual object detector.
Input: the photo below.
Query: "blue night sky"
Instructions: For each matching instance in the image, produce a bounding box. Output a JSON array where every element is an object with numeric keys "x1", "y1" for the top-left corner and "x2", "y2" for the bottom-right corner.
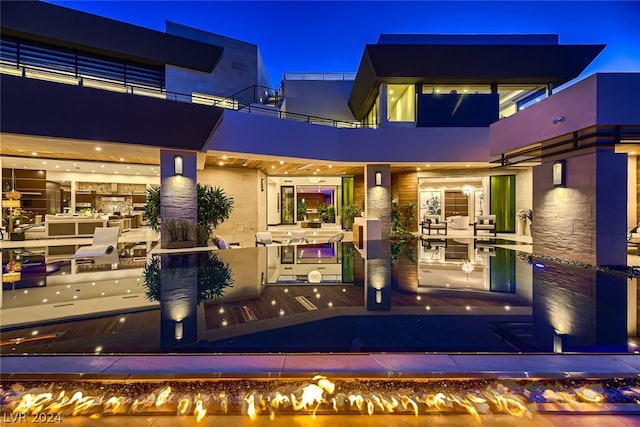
[{"x1": 50, "y1": 1, "x2": 639, "y2": 87}]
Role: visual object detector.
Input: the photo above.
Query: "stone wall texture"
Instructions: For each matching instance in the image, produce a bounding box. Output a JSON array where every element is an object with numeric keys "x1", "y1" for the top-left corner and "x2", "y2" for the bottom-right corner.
[
  {"x1": 532, "y1": 149, "x2": 626, "y2": 266},
  {"x1": 365, "y1": 165, "x2": 391, "y2": 240},
  {"x1": 160, "y1": 150, "x2": 197, "y2": 248}
]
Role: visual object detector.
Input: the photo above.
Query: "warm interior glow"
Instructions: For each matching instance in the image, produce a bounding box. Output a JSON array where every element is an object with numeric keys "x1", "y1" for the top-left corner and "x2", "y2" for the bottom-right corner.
[{"x1": 387, "y1": 84, "x2": 415, "y2": 122}]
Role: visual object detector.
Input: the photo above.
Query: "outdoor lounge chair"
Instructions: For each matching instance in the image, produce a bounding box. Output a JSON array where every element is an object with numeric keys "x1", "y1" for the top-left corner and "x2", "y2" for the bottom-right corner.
[
  {"x1": 72, "y1": 227, "x2": 120, "y2": 263},
  {"x1": 255, "y1": 231, "x2": 282, "y2": 247}
]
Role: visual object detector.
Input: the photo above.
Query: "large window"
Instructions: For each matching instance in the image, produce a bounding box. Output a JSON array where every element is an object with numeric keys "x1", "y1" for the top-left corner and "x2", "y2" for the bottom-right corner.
[
  {"x1": 498, "y1": 84, "x2": 547, "y2": 118},
  {"x1": 387, "y1": 84, "x2": 415, "y2": 122},
  {"x1": 365, "y1": 94, "x2": 380, "y2": 127}
]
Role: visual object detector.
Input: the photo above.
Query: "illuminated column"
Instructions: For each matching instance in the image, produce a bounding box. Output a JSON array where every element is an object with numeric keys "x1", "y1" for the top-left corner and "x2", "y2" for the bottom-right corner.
[
  {"x1": 365, "y1": 164, "x2": 391, "y2": 240},
  {"x1": 364, "y1": 240, "x2": 391, "y2": 311},
  {"x1": 160, "y1": 253, "x2": 198, "y2": 349},
  {"x1": 160, "y1": 149, "x2": 197, "y2": 249},
  {"x1": 532, "y1": 148, "x2": 626, "y2": 266}
]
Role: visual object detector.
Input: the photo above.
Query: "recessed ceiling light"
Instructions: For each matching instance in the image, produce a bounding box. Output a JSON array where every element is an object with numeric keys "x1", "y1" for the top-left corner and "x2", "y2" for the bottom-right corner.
[
  {"x1": 73, "y1": 163, "x2": 77, "y2": 166},
  {"x1": 271, "y1": 165, "x2": 276, "y2": 169},
  {"x1": 279, "y1": 160, "x2": 284, "y2": 164},
  {"x1": 114, "y1": 171, "x2": 119, "y2": 174},
  {"x1": 100, "y1": 164, "x2": 105, "y2": 168},
  {"x1": 218, "y1": 161, "x2": 224, "y2": 166},
  {"x1": 95, "y1": 147, "x2": 102, "y2": 151},
  {"x1": 32, "y1": 152, "x2": 37, "y2": 156},
  {"x1": 66, "y1": 169, "x2": 70, "y2": 172},
  {"x1": 315, "y1": 168, "x2": 320, "y2": 172},
  {"x1": 328, "y1": 165, "x2": 332, "y2": 168},
  {"x1": 55, "y1": 165, "x2": 60, "y2": 168},
  {"x1": 136, "y1": 172, "x2": 140, "y2": 175},
  {"x1": 313, "y1": 171, "x2": 317, "y2": 175},
  {"x1": 465, "y1": 164, "x2": 470, "y2": 167},
  {"x1": 91, "y1": 170, "x2": 95, "y2": 173},
  {"x1": 631, "y1": 151, "x2": 637, "y2": 155},
  {"x1": 426, "y1": 164, "x2": 431, "y2": 167},
  {"x1": 119, "y1": 158, "x2": 124, "y2": 162},
  {"x1": 42, "y1": 161, "x2": 47, "y2": 164},
  {"x1": 417, "y1": 167, "x2": 421, "y2": 171},
  {"x1": 222, "y1": 155, "x2": 228, "y2": 160},
  {"x1": 284, "y1": 171, "x2": 288, "y2": 175},
  {"x1": 126, "y1": 166, "x2": 130, "y2": 169}
]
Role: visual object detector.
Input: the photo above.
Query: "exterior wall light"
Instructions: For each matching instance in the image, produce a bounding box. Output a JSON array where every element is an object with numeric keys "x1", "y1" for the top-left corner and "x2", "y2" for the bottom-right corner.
[
  {"x1": 174, "y1": 155, "x2": 183, "y2": 176},
  {"x1": 375, "y1": 171, "x2": 382, "y2": 186},
  {"x1": 175, "y1": 321, "x2": 183, "y2": 340},
  {"x1": 553, "y1": 160, "x2": 565, "y2": 186}
]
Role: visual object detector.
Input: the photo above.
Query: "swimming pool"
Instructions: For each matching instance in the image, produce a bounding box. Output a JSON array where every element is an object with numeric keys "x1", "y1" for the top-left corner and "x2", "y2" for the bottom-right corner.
[{"x1": 0, "y1": 239, "x2": 631, "y2": 354}]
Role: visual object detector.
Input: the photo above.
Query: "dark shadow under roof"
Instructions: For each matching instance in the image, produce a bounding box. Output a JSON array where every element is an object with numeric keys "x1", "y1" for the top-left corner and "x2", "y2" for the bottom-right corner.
[
  {"x1": 0, "y1": 74, "x2": 223, "y2": 151},
  {"x1": 0, "y1": 1, "x2": 222, "y2": 72},
  {"x1": 349, "y1": 42, "x2": 605, "y2": 120}
]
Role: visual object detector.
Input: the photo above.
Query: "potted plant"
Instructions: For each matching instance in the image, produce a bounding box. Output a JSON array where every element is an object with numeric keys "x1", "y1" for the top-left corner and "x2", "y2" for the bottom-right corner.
[
  {"x1": 144, "y1": 184, "x2": 234, "y2": 247},
  {"x1": 164, "y1": 218, "x2": 195, "y2": 249},
  {"x1": 342, "y1": 204, "x2": 360, "y2": 231},
  {"x1": 297, "y1": 199, "x2": 307, "y2": 222}
]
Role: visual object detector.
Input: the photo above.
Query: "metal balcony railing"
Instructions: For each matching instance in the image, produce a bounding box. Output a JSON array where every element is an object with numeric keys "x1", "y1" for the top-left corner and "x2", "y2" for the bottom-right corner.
[{"x1": 0, "y1": 64, "x2": 371, "y2": 129}]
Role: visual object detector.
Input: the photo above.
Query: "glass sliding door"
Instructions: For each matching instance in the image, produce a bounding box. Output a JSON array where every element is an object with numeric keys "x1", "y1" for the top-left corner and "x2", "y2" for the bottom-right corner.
[
  {"x1": 280, "y1": 186, "x2": 294, "y2": 224},
  {"x1": 490, "y1": 175, "x2": 515, "y2": 233}
]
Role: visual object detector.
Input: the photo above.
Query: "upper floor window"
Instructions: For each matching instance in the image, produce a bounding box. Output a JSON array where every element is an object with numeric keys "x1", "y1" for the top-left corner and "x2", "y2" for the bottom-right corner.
[
  {"x1": 498, "y1": 84, "x2": 547, "y2": 118},
  {"x1": 387, "y1": 84, "x2": 415, "y2": 122}
]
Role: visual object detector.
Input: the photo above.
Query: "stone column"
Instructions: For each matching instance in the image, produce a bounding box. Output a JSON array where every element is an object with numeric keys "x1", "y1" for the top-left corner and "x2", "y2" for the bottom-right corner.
[
  {"x1": 532, "y1": 147, "x2": 627, "y2": 266},
  {"x1": 160, "y1": 149, "x2": 197, "y2": 249},
  {"x1": 365, "y1": 164, "x2": 391, "y2": 240}
]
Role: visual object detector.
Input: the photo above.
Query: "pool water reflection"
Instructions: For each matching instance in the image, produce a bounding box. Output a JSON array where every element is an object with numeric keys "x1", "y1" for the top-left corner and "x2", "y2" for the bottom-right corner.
[{"x1": 0, "y1": 239, "x2": 631, "y2": 354}]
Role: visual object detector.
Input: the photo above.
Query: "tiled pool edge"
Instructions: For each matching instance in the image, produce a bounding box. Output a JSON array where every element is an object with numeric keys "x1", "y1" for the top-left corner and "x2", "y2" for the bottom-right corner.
[{"x1": 1, "y1": 353, "x2": 639, "y2": 381}]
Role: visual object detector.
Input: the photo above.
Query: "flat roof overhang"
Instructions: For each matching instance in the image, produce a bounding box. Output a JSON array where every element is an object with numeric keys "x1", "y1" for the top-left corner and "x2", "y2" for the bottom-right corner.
[
  {"x1": 0, "y1": 1, "x2": 223, "y2": 72},
  {"x1": 348, "y1": 43, "x2": 605, "y2": 120},
  {"x1": 0, "y1": 74, "x2": 223, "y2": 151}
]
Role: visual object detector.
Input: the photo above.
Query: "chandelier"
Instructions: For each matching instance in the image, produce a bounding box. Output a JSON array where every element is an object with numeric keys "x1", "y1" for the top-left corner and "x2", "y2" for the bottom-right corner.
[
  {"x1": 461, "y1": 184, "x2": 473, "y2": 196},
  {"x1": 461, "y1": 261, "x2": 474, "y2": 280}
]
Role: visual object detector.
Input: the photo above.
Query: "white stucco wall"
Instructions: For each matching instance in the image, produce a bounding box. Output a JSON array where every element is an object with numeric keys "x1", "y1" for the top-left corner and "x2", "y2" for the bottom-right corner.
[
  {"x1": 282, "y1": 79, "x2": 356, "y2": 121},
  {"x1": 165, "y1": 22, "x2": 266, "y2": 98},
  {"x1": 490, "y1": 73, "x2": 640, "y2": 157},
  {"x1": 207, "y1": 109, "x2": 490, "y2": 163}
]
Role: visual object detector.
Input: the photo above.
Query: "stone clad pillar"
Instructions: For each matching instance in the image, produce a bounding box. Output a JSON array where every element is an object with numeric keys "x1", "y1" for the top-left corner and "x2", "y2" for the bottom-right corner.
[
  {"x1": 365, "y1": 164, "x2": 391, "y2": 240},
  {"x1": 532, "y1": 147, "x2": 626, "y2": 266},
  {"x1": 160, "y1": 149, "x2": 197, "y2": 249}
]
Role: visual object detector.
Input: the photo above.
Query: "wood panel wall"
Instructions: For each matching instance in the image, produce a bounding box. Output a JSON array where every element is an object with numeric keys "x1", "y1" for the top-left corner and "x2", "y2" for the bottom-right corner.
[
  {"x1": 2, "y1": 168, "x2": 47, "y2": 219},
  {"x1": 354, "y1": 174, "x2": 365, "y2": 213},
  {"x1": 391, "y1": 171, "x2": 418, "y2": 232}
]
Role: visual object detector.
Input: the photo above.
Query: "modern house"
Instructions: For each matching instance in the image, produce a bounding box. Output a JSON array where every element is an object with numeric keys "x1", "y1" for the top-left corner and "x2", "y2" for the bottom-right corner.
[
  {"x1": 3, "y1": 3, "x2": 640, "y2": 417},
  {"x1": 1, "y1": 1, "x2": 638, "y2": 262}
]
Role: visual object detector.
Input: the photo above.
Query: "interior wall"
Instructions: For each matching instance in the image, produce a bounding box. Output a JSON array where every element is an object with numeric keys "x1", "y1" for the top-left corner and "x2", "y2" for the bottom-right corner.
[
  {"x1": 198, "y1": 166, "x2": 261, "y2": 247},
  {"x1": 515, "y1": 168, "x2": 534, "y2": 234}
]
